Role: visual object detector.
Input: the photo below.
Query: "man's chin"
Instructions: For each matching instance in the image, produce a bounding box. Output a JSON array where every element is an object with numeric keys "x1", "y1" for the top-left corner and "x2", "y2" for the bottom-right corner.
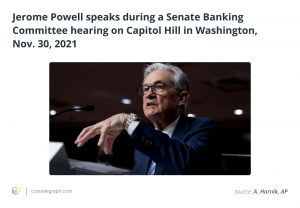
[{"x1": 144, "y1": 109, "x2": 158, "y2": 118}]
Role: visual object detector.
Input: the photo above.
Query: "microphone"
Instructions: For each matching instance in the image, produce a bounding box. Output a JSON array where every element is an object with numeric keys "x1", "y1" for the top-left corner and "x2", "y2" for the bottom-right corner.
[
  {"x1": 50, "y1": 105, "x2": 95, "y2": 119},
  {"x1": 81, "y1": 105, "x2": 95, "y2": 111}
]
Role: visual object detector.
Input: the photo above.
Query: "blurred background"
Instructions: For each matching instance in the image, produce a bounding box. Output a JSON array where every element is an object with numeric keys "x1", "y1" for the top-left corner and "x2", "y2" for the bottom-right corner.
[{"x1": 50, "y1": 62, "x2": 250, "y2": 171}]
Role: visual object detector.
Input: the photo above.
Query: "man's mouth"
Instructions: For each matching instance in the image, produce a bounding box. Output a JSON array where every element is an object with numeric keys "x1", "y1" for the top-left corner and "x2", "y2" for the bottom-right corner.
[{"x1": 147, "y1": 102, "x2": 157, "y2": 106}]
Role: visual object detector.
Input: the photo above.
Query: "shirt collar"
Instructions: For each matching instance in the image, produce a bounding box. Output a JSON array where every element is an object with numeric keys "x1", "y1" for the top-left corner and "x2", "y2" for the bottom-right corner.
[{"x1": 161, "y1": 115, "x2": 181, "y2": 138}]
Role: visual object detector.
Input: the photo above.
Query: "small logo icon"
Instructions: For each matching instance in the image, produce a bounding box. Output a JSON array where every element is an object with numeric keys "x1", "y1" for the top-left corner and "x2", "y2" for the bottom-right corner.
[{"x1": 12, "y1": 187, "x2": 21, "y2": 195}]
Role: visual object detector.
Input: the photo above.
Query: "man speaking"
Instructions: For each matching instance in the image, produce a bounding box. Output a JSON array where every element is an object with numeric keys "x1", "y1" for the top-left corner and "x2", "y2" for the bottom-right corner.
[{"x1": 75, "y1": 63, "x2": 221, "y2": 175}]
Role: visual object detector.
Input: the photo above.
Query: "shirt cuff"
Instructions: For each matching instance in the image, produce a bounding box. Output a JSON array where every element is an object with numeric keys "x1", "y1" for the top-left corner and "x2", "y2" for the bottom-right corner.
[{"x1": 126, "y1": 121, "x2": 140, "y2": 135}]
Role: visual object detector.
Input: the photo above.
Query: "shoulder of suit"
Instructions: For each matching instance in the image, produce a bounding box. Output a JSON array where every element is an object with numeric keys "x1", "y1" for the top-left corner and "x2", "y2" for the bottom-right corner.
[{"x1": 189, "y1": 117, "x2": 221, "y2": 127}]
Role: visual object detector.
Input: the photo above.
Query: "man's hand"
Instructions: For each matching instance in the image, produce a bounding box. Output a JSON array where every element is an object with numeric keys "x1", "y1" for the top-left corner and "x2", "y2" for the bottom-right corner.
[{"x1": 74, "y1": 113, "x2": 130, "y2": 154}]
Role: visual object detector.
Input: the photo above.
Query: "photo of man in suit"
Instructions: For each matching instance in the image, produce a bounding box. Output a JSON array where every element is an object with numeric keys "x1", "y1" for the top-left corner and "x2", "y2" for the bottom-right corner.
[{"x1": 74, "y1": 63, "x2": 222, "y2": 175}]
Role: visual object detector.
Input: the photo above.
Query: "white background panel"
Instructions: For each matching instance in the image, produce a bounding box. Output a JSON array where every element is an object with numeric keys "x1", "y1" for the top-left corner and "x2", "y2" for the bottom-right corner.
[{"x1": 1, "y1": 0, "x2": 299, "y2": 207}]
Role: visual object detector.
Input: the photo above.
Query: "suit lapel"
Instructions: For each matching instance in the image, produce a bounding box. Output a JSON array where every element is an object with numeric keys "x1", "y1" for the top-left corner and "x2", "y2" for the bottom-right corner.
[
  {"x1": 155, "y1": 114, "x2": 190, "y2": 175},
  {"x1": 135, "y1": 151, "x2": 151, "y2": 175},
  {"x1": 171, "y1": 114, "x2": 190, "y2": 141},
  {"x1": 139, "y1": 154, "x2": 164, "y2": 175},
  {"x1": 155, "y1": 165, "x2": 165, "y2": 175}
]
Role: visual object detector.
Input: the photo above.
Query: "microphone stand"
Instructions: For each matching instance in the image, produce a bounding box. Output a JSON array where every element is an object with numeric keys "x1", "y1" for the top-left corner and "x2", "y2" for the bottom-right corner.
[
  {"x1": 50, "y1": 108, "x2": 79, "y2": 119},
  {"x1": 50, "y1": 105, "x2": 95, "y2": 119}
]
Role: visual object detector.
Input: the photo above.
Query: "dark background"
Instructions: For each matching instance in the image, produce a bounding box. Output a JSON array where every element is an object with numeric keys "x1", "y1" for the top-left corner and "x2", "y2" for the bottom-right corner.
[{"x1": 50, "y1": 62, "x2": 250, "y2": 170}]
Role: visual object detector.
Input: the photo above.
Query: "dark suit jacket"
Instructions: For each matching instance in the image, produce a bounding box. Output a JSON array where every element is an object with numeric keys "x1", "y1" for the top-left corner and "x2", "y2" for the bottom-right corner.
[{"x1": 127, "y1": 114, "x2": 222, "y2": 175}]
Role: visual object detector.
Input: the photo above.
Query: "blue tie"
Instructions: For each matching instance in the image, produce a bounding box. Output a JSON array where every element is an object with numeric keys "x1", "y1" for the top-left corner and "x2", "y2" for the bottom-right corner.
[{"x1": 148, "y1": 160, "x2": 156, "y2": 175}]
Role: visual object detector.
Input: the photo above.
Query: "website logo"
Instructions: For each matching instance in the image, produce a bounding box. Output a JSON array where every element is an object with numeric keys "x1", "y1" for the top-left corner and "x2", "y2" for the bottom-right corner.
[{"x1": 12, "y1": 187, "x2": 21, "y2": 195}]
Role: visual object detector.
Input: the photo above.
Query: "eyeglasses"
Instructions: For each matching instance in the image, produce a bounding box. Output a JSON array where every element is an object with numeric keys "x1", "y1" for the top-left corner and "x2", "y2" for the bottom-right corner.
[{"x1": 138, "y1": 82, "x2": 179, "y2": 96}]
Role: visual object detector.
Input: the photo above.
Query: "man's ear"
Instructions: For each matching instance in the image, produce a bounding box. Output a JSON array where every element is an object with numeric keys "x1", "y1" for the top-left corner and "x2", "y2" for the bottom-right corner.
[{"x1": 178, "y1": 91, "x2": 189, "y2": 107}]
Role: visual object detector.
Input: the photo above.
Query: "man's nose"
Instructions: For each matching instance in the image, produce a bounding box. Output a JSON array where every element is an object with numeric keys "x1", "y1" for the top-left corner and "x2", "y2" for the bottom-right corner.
[{"x1": 145, "y1": 87, "x2": 156, "y2": 97}]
